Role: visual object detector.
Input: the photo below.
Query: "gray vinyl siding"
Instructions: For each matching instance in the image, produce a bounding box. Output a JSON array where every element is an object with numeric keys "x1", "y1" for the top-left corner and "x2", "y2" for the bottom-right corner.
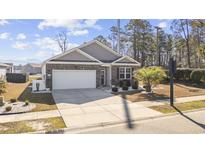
[
  {"x1": 80, "y1": 43, "x2": 120, "y2": 62},
  {"x1": 54, "y1": 51, "x2": 96, "y2": 62}
]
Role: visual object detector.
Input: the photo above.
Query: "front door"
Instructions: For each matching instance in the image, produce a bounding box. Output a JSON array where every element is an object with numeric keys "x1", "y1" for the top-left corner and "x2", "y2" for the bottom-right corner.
[{"x1": 100, "y1": 70, "x2": 105, "y2": 86}]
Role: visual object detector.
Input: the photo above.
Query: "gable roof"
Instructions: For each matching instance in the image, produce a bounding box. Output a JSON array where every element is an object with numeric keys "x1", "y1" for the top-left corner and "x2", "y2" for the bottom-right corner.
[
  {"x1": 46, "y1": 48, "x2": 102, "y2": 64},
  {"x1": 43, "y1": 40, "x2": 140, "y2": 66},
  {"x1": 27, "y1": 63, "x2": 42, "y2": 68},
  {"x1": 79, "y1": 40, "x2": 121, "y2": 62},
  {"x1": 79, "y1": 40, "x2": 122, "y2": 57},
  {"x1": 112, "y1": 56, "x2": 140, "y2": 65},
  {"x1": 0, "y1": 63, "x2": 11, "y2": 68}
]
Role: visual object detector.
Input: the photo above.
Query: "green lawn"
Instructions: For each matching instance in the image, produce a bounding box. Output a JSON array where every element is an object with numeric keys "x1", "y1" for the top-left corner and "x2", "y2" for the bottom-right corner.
[
  {"x1": 18, "y1": 85, "x2": 57, "y2": 112},
  {"x1": 0, "y1": 117, "x2": 66, "y2": 134},
  {"x1": 3, "y1": 76, "x2": 57, "y2": 112},
  {"x1": 149, "y1": 100, "x2": 205, "y2": 114}
]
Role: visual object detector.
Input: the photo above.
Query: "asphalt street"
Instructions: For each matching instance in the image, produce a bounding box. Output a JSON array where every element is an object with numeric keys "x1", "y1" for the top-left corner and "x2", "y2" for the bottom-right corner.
[{"x1": 69, "y1": 110, "x2": 205, "y2": 134}]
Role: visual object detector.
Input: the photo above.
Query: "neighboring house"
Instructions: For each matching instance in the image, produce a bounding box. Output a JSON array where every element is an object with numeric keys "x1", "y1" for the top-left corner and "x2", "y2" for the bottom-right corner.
[
  {"x1": 0, "y1": 63, "x2": 13, "y2": 79},
  {"x1": 42, "y1": 40, "x2": 140, "y2": 90},
  {"x1": 14, "y1": 65, "x2": 23, "y2": 73},
  {"x1": 22, "y1": 63, "x2": 42, "y2": 75}
]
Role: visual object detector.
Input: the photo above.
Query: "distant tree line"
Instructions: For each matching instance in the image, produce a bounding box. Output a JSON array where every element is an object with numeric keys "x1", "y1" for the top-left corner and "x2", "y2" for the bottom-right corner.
[{"x1": 94, "y1": 19, "x2": 205, "y2": 68}]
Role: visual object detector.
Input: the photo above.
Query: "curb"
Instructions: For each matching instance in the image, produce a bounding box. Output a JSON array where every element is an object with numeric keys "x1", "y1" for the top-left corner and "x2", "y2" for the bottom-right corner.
[{"x1": 29, "y1": 107, "x2": 205, "y2": 134}]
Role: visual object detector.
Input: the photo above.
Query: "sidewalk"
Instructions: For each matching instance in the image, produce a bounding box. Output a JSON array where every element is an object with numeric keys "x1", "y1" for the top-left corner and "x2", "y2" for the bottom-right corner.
[
  {"x1": 135, "y1": 95, "x2": 205, "y2": 107},
  {"x1": 1, "y1": 94, "x2": 205, "y2": 128},
  {"x1": 0, "y1": 110, "x2": 60, "y2": 123}
]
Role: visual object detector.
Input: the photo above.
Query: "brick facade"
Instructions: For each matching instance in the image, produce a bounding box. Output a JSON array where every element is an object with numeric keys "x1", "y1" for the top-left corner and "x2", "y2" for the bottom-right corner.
[
  {"x1": 45, "y1": 63, "x2": 139, "y2": 90},
  {"x1": 111, "y1": 65, "x2": 139, "y2": 82}
]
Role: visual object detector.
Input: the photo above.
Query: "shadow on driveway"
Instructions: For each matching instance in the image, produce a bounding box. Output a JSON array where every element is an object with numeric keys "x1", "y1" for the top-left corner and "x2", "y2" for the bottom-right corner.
[{"x1": 121, "y1": 94, "x2": 134, "y2": 129}]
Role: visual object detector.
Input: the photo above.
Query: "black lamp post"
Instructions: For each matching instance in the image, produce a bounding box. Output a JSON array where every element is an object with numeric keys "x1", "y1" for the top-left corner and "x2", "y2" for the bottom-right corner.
[{"x1": 169, "y1": 44, "x2": 176, "y2": 106}]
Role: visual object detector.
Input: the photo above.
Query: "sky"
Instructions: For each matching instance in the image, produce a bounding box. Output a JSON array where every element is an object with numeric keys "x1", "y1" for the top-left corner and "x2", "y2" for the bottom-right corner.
[{"x1": 0, "y1": 19, "x2": 172, "y2": 65}]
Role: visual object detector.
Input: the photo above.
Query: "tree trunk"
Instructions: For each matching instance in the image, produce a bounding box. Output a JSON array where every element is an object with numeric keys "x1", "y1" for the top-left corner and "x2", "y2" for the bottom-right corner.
[
  {"x1": 141, "y1": 34, "x2": 145, "y2": 67},
  {"x1": 186, "y1": 40, "x2": 191, "y2": 68},
  {"x1": 185, "y1": 20, "x2": 191, "y2": 68},
  {"x1": 156, "y1": 27, "x2": 161, "y2": 66},
  {"x1": 133, "y1": 28, "x2": 137, "y2": 60}
]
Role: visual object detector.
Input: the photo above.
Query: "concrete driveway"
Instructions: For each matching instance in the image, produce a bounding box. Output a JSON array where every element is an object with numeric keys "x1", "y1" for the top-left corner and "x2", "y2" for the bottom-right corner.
[{"x1": 52, "y1": 89, "x2": 162, "y2": 128}]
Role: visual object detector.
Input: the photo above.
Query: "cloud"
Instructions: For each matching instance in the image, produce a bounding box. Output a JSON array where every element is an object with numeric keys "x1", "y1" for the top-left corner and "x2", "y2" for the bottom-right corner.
[
  {"x1": 0, "y1": 20, "x2": 9, "y2": 26},
  {"x1": 83, "y1": 19, "x2": 101, "y2": 30},
  {"x1": 67, "y1": 29, "x2": 89, "y2": 36},
  {"x1": 38, "y1": 19, "x2": 101, "y2": 30},
  {"x1": 35, "y1": 34, "x2": 40, "y2": 37},
  {"x1": 33, "y1": 37, "x2": 79, "y2": 52},
  {"x1": 16, "y1": 33, "x2": 26, "y2": 40},
  {"x1": 34, "y1": 37, "x2": 59, "y2": 51},
  {"x1": 0, "y1": 32, "x2": 10, "y2": 40},
  {"x1": 35, "y1": 50, "x2": 52, "y2": 58},
  {"x1": 38, "y1": 19, "x2": 80, "y2": 30},
  {"x1": 158, "y1": 21, "x2": 167, "y2": 28},
  {"x1": 12, "y1": 42, "x2": 30, "y2": 50}
]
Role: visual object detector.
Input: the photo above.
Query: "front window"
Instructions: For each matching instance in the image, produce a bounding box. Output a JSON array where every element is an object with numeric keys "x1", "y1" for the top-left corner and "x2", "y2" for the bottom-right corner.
[
  {"x1": 119, "y1": 68, "x2": 125, "y2": 79},
  {"x1": 126, "y1": 68, "x2": 131, "y2": 79},
  {"x1": 119, "y1": 67, "x2": 132, "y2": 80}
]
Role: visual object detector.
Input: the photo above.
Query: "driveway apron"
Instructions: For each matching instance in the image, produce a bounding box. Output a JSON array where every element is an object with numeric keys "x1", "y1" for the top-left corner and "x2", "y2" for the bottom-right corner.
[{"x1": 52, "y1": 89, "x2": 162, "y2": 128}]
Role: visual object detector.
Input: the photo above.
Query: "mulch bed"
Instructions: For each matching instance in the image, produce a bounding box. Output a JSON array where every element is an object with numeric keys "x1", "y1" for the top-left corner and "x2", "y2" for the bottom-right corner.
[{"x1": 117, "y1": 83, "x2": 205, "y2": 102}]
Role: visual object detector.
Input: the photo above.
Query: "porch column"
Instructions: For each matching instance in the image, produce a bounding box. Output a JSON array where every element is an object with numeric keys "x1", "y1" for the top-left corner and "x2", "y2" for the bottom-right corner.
[{"x1": 109, "y1": 65, "x2": 112, "y2": 87}]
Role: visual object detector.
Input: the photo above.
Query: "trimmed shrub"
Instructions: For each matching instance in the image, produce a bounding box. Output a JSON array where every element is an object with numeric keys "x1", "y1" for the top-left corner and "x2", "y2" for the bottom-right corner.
[
  {"x1": 10, "y1": 98, "x2": 17, "y2": 103},
  {"x1": 6, "y1": 73, "x2": 29, "y2": 83},
  {"x1": 25, "y1": 100, "x2": 30, "y2": 106},
  {"x1": 122, "y1": 80, "x2": 129, "y2": 91},
  {"x1": 131, "y1": 79, "x2": 139, "y2": 89},
  {"x1": 5, "y1": 106, "x2": 12, "y2": 112},
  {"x1": 119, "y1": 79, "x2": 131, "y2": 87},
  {"x1": 190, "y1": 70, "x2": 203, "y2": 83},
  {"x1": 0, "y1": 79, "x2": 6, "y2": 96},
  {"x1": 201, "y1": 70, "x2": 205, "y2": 81},
  {"x1": 112, "y1": 87, "x2": 118, "y2": 92},
  {"x1": 0, "y1": 96, "x2": 4, "y2": 104},
  {"x1": 174, "y1": 68, "x2": 193, "y2": 81},
  {"x1": 122, "y1": 86, "x2": 128, "y2": 91}
]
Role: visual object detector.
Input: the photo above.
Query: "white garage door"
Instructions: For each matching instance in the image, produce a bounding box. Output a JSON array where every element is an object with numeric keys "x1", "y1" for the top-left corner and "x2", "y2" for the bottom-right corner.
[{"x1": 52, "y1": 70, "x2": 96, "y2": 90}]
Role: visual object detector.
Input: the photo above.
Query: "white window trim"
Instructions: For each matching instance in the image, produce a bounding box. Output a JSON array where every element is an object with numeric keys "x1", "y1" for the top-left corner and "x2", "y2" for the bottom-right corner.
[{"x1": 119, "y1": 67, "x2": 132, "y2": 80}]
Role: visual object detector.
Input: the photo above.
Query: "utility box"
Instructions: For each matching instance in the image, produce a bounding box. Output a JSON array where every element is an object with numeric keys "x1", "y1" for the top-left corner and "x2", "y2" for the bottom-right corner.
[{"x1": 32, "y1": 80, "x2": 46, "y2": 92}]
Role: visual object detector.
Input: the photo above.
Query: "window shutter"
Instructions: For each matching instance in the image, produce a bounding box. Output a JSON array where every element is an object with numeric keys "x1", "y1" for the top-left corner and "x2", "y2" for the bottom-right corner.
[
  {"x1": 132, "y1": 67, "x2": 134, "y2": 79},
  {"x1": 117, "y1": 67, "x2": 119, "y2": 79}
]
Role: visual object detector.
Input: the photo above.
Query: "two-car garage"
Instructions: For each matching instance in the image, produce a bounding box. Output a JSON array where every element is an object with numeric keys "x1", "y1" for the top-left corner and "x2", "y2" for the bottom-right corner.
[{"x1": 52, "y1": 70, "x2": 96, "y2": 90}]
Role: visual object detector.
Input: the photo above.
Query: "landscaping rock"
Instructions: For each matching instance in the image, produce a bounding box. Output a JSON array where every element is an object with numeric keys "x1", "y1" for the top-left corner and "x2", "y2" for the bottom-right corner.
[{"x1": 0, "y1": 102, "x2": 36, "y2": 115}]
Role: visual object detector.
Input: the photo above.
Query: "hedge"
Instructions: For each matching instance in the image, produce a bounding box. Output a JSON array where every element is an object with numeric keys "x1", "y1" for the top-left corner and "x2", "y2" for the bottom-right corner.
[
  {"x1": 174, "y1": 68, "x2": 194, "y2": 81},
  {"x1": 119, "y1": 79, "x2": 131, "y2": 87},
  {"x1": 6, "y1": 73, "x2": 29, "y2": 83},
  {"x1": 190, "y1": 70, "x2": 202, "y2": 83},
  {"x1": 162, "y1": 68, "x2": 205, "y2": 83}
]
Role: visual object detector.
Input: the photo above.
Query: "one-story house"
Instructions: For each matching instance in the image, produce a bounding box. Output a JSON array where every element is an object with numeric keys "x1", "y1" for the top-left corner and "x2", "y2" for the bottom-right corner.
[
  {"x1": 21, "y1": 63, "x2": 42, "y2": 75},
  {"x1": 0, "y1": 63, "x2": 13, "y2": 79},
  {"x1": 42, "y1": 40, "x2": 140, "y2": 90}
]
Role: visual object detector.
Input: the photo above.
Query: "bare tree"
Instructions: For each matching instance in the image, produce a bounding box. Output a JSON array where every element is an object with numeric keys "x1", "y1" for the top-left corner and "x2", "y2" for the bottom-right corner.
[
  {"x1": 171, "y1": 19, "x2": 191, "y2": 67},
  {"x1": 55, "y1": 31, "x2": 69, "y2": 53}
]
